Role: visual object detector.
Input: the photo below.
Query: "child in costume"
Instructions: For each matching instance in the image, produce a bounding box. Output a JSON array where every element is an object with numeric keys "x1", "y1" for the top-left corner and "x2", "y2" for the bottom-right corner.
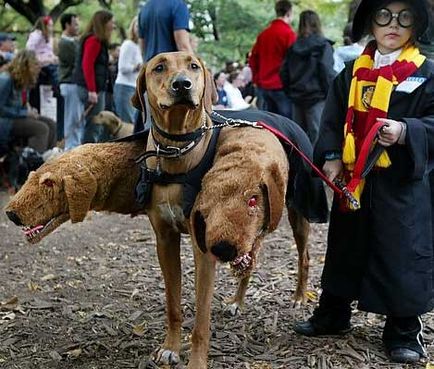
[{"x1": 294, "y1": 0, "x2": 434, "y2": 364}]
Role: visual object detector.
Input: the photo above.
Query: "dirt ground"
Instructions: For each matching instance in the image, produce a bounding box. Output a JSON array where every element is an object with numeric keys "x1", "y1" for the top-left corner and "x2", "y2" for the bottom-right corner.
[{"x1": 0, "y1": 190, "x2": 433, "y2": 369}]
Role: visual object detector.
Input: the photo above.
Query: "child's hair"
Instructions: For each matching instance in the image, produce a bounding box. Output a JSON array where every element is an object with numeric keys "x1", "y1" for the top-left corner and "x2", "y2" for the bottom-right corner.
[
  {"x1": 298, "y1": 10, "x2": 323, "y2": 38},
  {"x1": 82, "y1": 10, "x2": 114, "y2": 43},
  {"x1": 7, "y1": 49, "x2": 39, "y2": 89},
  {"x1": 33, "y1": 16, "x2": 52, "y2": 42}
]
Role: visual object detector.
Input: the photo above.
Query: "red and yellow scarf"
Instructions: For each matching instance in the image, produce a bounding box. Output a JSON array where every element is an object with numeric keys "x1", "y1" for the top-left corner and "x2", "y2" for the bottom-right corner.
[{"x1": 341, "y1": 41, "x2": 425, "y2": 210}]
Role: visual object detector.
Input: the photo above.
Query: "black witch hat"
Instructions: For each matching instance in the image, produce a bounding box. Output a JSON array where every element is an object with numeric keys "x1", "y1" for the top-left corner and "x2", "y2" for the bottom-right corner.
[{"x1": 352, "y1": 0, "x2": 430, "y2": 42}]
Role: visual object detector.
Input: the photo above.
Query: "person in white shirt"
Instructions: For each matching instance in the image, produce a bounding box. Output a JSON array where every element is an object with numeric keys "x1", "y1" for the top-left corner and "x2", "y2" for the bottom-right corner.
[
  {"x1": 224, "y1": 71, "x2": 250, "y2": 110},
  {"x1": 333, "y1": 22, "x2": 365, "y2": 74},
  {"x1": 114, "y1": 17, "x2": 143, "y2": 123}
]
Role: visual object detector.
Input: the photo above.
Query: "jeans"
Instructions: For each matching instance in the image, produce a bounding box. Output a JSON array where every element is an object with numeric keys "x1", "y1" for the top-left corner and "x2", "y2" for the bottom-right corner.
[
  {"x1": 77, "y1": 86, "x2": 109, "y2": 144},
  {"x1": 260, "y1": 88, "x2": 292, "y2": 119},
  {"x1": 292, "y1": 100, "x2": 325, "y2": 147},
  {"x1": 60, "y1": 84, "x2": 84, "y2": 150},
  {"x1": 113, "y1": 83, "x2": 139, "y2": 123}
]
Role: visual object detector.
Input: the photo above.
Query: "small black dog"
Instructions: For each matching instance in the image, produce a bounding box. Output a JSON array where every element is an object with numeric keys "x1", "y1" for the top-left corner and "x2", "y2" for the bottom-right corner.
[{"x1": 1, "y1": 147, "x2": 44, "y2": 191}]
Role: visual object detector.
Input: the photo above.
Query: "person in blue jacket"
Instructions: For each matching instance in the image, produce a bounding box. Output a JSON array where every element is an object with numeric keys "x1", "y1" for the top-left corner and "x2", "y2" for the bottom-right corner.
[{"x1": 0, "y1": 50, "x2": 56, "y2": 156}]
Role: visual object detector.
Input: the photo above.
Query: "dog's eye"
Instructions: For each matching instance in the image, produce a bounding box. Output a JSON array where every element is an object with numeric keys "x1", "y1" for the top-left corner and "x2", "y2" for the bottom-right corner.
[
  {"x1": 247, "y1": 196, "x2": 257, "y2": 208},
  {"x1": 42, "y1": 179, "x2": 54, "y2": 187},
  {"x1": 190, "y1": 63, "x2": 200, "y2": 70},
  {"x1": 153, "y1": 64, "x2": 164, "y2": 73}
]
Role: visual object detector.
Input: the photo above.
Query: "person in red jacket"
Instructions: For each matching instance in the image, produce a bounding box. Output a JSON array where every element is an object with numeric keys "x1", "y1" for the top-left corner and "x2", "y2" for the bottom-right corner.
[
  {"x1": 73, "y1": 10, "x2": 115, "y2": 144},
  {"x1": 249, "y1": 0, "x2": 296, "y2": 118}
]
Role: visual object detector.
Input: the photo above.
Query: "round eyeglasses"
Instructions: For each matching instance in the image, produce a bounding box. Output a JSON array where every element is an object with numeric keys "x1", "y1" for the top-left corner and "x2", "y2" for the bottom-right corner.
[{"x1": 373, "y1": 8, "x2": 414, "y2": 28}]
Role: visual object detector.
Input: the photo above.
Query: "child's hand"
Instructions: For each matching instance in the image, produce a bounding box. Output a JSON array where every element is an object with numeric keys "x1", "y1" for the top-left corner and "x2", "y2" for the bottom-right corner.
[
  {"x1": 377, "y1": 118, "x2": 404, "y2": 146},
  {"x1": 323, "y1": 159, "x2": 343, "y2": 182}
]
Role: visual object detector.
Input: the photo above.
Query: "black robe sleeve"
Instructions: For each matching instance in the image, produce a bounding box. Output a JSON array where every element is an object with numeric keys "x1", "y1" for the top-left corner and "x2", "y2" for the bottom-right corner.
[
  {"x1": 402, "y1": 65, "x2": 434, "y2": 178},
  {"x1": 313, "y1": 65, "x2": 351, "y2": 168}
]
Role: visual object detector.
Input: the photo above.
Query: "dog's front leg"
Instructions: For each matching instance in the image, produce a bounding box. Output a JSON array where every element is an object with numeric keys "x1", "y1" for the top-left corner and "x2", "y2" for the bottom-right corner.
[
  {"x1": 187, "y1": 247, "x2": 216, "y2": 369},
  {"x1": 224, "y1": 274, "x2": 251, "y2": 316},
  {"x1": 151, "y1": 225, "x2": 183, "y2": 366}
]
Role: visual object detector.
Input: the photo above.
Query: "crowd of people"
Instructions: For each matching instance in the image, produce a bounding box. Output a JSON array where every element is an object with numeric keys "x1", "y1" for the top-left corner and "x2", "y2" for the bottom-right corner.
[{"x1": 1, "y1": 0, "x2": 434, "y2": 364}]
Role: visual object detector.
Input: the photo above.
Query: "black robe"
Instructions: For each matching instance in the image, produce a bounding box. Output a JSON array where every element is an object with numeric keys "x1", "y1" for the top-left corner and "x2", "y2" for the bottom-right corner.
[{"x1": 315, "y1": 58, "x2": 434, "y2": 316}]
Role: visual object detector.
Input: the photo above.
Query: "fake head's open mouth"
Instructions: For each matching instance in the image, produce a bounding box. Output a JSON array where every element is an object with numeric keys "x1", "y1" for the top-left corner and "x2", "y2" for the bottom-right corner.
[
  {"x1": 230, "y1": 251, "x2": 253, "y2": 278},
  {"x1": 21, "y1": 213, "x2": 70, "y2": 244}
]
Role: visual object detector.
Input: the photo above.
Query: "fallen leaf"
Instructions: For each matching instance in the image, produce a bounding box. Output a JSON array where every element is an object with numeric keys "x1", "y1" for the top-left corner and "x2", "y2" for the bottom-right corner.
[
  {"x1": 41, "y1": 273, "x2": 56, "y2": 281},
  {"x1": 305, "y1": 290, "x2": 318, "y2": 302},
  {"x1": 1, "y1": 312, "x2": 16, "y2": 321},
  {"x1": 133, "y1": 322, "x2": 146, "y2": 337},
  {"x1": 0, "y1": 296, "x2": 18, "y2": 310},
  {"x1": 28, "y1": 281, "x2": 40, "y2": 292},
  {"x1": 67, "y1": 348, "x2": 82, "y2": 358}
]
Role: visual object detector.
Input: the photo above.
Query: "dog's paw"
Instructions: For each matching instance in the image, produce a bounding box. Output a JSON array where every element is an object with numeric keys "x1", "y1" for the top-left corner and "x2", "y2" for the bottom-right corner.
[
  {"x1": 223, "y1": 302, "x2": 241, "y2": 317},
  {"x1": 151, "y1": 348, "x2": 180, "y2": 366}
]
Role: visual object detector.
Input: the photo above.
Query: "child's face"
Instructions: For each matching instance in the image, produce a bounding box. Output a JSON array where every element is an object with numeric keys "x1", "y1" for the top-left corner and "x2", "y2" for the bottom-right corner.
[{"x1": 371, "y1": 1, "x2": 414, "y2": 54}]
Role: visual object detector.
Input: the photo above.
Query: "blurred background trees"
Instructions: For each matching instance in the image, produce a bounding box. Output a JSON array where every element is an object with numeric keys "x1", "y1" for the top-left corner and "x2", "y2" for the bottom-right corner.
[{"x1": 3, "y1": 0, "x2": 429, "y2": 68}]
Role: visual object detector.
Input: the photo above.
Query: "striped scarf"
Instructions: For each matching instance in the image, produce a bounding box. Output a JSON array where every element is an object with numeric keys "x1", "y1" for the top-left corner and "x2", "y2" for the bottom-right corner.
[{"x1": 341, "y1": 41, "x2": 425, "y2": 210}]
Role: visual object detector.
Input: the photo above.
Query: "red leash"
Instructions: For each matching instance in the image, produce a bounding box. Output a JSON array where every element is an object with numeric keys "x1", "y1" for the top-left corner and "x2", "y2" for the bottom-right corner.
[{"x1": 258, "y1": 121, "x2": 360, "y2": 209}]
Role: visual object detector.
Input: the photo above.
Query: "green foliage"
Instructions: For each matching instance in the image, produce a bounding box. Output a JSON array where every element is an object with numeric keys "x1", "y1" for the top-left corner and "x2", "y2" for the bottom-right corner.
[{"x1": 1, "y1": 0, "x2": 354, "y2": 69}]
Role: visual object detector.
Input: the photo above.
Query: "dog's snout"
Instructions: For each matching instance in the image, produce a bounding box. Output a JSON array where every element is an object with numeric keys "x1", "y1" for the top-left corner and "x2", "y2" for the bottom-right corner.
[
  {"x1": 6, "y1": 211, "x2": 23, "y2": 226},
  {"x1": 171, "y1": 75, "x2": 192, "y2": 93},
  {"x1": 211, "y1": 241, "x2": 237, "y2": 262}
]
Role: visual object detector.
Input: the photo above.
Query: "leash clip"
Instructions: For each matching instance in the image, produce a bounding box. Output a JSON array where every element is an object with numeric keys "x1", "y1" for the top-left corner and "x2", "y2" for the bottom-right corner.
[{"x1": 333, "y1": 178, "x2": 361, "y2": 210}]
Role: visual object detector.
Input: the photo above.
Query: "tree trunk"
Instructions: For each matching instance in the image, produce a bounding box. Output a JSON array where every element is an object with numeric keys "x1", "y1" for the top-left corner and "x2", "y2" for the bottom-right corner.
[{"x1": 5, "y1": 0, "x2": 84, "y2": 25}]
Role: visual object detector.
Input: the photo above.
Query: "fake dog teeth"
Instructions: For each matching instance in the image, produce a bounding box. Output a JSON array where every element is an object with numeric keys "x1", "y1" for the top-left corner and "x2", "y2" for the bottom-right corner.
[{"x1": 231, "y1": 254, "x2": 252, "y2": 270}]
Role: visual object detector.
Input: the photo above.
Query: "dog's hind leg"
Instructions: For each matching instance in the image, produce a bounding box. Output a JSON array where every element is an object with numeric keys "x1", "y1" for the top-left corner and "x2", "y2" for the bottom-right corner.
[
  {"x1": 224, "y1": 274, "x2": 250, "y2": 316},
  {"x1": 287, "y1": 206, "x2": 310, "y2": 308},
  {"x1": 149, "y1": 224, "x2": 183, "y2": 367}
]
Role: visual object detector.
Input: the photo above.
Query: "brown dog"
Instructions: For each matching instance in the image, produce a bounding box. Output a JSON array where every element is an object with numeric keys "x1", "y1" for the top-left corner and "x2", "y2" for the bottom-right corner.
[
  {"x1": 92, "y1": 110, "x2": 134, "y2": 139},
  {"x1": 130, "y1": 51, "x2": 220, "y2": 368},
  {"x1": 4, "y1": 141, "x2": 145, "y2": 243},
  {"x1": 130, "y1": 52, "x2": 310, "y2": 368}
]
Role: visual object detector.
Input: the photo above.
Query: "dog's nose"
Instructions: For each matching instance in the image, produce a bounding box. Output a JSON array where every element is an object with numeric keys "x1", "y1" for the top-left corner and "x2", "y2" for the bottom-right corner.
[
  {"x1": 211, "y1": 241, "x2": 237, "y2": 262},
  {"x1": 171, "y1": 75, "x2": 192, "y2": 94},
  {"x1": 6, "y1": 211, "x2": 23, "y2": 226}
]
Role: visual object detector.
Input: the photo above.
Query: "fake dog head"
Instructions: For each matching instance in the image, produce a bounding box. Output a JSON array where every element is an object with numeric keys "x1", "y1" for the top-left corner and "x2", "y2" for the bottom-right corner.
[
  {"x1": 5, "y1": 155, "x2": 97, "y2": 244},
  {"x1": 131, "y1": 51, "x2": 217, "y2": 132},
  {"x1": 190, "y1": 128, "x2": 288, "y2": 277}
]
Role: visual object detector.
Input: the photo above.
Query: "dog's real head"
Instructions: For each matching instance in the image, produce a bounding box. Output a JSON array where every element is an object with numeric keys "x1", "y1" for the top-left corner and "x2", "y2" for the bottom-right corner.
[
  {"x1": 4, "y1": 157, "x2": 97, "y2": 244},
  {"x1": 92, "y1": 111, "x2": 122, "y2": 136},
  {"x1": 131, "y1": 52, "x2": 217, "y2": 130},
  {"x1": 190, "y1": 155, "x2": 287, "y2": 278}
]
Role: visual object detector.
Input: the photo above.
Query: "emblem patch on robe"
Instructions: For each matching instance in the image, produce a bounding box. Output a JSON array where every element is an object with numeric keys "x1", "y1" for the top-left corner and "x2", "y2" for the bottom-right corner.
[{"x1": 361, "y1": 86, "x2": 375, "y2": 109}]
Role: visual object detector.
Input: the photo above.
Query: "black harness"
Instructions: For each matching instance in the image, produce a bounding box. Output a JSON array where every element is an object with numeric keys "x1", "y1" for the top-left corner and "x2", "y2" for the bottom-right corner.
[{"x1": 134, "y1": 116, "x2": 221, "y2": 217}]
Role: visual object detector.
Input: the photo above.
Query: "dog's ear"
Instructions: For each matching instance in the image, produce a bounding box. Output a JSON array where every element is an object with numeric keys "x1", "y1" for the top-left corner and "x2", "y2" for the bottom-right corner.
[
  {"x1": 39, "y1": 172, "x2": 57, "y2": 188},
  {"x1": 262, "y1": 163, "x2": 286, "y2": 232},
  {"x1": 131, "y1": 64, "x2": 147, "y2": 115},
  {"x1": 63, "y1": 167, "x2": 97, "y2": 223},
  {"x1": 191, "y1": 210, "x2": 208, "y2": 254},
  {"x1": 199, "y1": 59, "x2": 218, "y2": 114}
]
